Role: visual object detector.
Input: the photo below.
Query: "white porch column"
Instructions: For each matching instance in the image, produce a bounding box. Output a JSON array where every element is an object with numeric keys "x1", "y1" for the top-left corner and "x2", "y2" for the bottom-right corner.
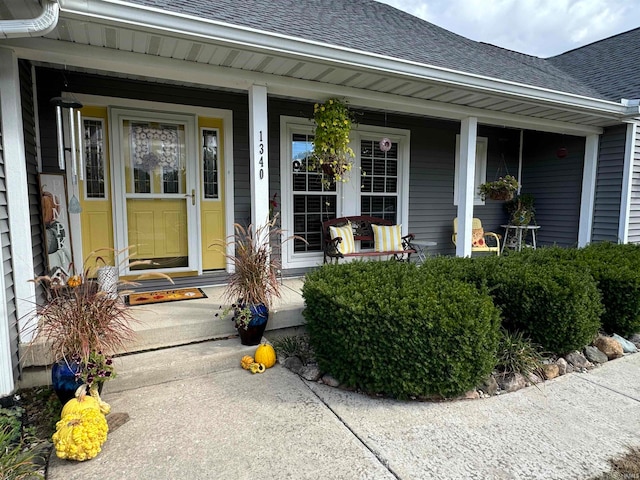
[
  {"x1": 455, "y1": 117, "x2": 478, "y2": 257},
  {"x1": 248, "y1": 85, "x2": 270, "y2": 232},
  {"x1": 0, "y1": 47, "x2": 37, "y2": 394},
  {"x1": 619, "y1": 122, "x2": 638, "y2": 244},
  {"x1": 578, "y1": 134, "x2": 599, "y2": 247}
]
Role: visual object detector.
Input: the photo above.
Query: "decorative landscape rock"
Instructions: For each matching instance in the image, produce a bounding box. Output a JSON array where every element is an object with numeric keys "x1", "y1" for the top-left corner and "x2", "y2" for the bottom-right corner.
[
  {"x1": 629, "y1": 333, "x2": 640, "y2": 348},
  {"x1": 283, "y1": 356, "x2": 303, "y2": 374},
  {"x1": 542, "y1": 364, "x2": 560, "y2": 380},
  {"x1": 612, "y1": 334, "x2": 638, "y2": 353},
  {"x1": 584, "y1": 345, "x2": 608, "y2": 364},
  {"x1": 479, "y1": 376, "x2": 498, "y2": 396},
  {"x1": 321, "y1": 374, "x2": 340, "y2": 387},
  {"x1": 299, "y1": 365, "x2": 322, "y2": 382},
  {"x1": 556, "y1": 358, "x2": 570, "y2": 375},
  {"x1": 496, "y1": 372, "x2": 527, "y2": 393},
  {"x1": 527, "y1": 373, "x2": 543, "y2": 385},
  {"x1": 594, "y1": 336, "x2": 624, "y2": 360},
  {"x1": 463, "y1": 390, "x2": 480, "y2": 400},
  {"x1": 565, "y1": 351, "x2": 590, "y2": 369}
]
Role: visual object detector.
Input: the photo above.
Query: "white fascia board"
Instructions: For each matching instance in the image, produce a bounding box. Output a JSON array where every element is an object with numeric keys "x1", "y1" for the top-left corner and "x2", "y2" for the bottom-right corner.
[
  {"x1": 57, "y1": 0, "x2": 629, "y2": 118},
  {"x1": 5, "y1": 37, "x2": 604, "y2": 137}
]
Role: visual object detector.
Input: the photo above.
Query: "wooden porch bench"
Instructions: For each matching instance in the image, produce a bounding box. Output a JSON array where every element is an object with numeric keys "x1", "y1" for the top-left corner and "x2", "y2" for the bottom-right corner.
[{"x1": 322, "y1": 216, "x2": 415, "y2": 264}]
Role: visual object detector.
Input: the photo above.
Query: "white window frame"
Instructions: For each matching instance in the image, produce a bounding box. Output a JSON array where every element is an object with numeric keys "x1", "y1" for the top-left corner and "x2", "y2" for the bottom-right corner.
[
  {"x1": 280, "y1": 116, "x2": 410, "y2": 269},
  {"x1": 454, "y1": 135, "x2": 487, "y2": 206}
]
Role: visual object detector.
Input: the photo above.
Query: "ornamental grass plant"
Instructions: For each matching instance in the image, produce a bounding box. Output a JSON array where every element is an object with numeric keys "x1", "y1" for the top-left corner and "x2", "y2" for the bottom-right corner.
[
  {"x1": 217, "y1": 215, "x2": 305, "y2": 329},
  {"x1": 26, "y1": 247, "x2": 172, "y2": 388}
]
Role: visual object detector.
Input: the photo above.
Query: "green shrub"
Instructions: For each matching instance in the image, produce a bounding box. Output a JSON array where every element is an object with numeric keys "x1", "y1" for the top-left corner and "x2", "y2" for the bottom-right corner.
[
  {"x1": 486, "y1": 258, "x2": 602, "y2": 354},
  {"x1": 302, "y1": 261, "x2": 500, "y2": 398},
  {"x1": 578, "y1": 242, "x2": 640, "y2": 336}
]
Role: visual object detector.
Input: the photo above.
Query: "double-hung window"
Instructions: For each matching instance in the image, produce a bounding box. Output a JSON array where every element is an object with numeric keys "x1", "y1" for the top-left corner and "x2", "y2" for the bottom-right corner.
[{"x1": 281, "y1": 117, "x2": 409, "y2": 268}]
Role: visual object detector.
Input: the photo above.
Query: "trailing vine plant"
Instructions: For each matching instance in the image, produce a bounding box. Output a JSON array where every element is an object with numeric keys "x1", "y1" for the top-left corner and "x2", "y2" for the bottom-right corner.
[{"x1": 311, "y1": 98, "x2": 355, "y2": 187}]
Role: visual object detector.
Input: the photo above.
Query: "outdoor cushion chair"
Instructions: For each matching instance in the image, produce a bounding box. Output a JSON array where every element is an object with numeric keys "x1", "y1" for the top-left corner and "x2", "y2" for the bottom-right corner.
[{"x1": 452, "y1": 217, "x2": 501, "y2": 255}]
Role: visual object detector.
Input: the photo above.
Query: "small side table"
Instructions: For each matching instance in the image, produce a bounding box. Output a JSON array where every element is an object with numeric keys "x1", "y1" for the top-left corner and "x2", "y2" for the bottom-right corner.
[
  {"x1": 412, "y1": 240, "x2": 437, "y2": 263},
  {"x1": 501, "y1": 225, "x2": 540, "y2": 254}
]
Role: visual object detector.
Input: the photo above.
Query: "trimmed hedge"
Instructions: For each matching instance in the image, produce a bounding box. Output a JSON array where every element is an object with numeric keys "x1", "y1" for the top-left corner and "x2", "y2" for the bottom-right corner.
[
  {"x1": 421, "y1": 252, "x2": 602, "y2": 354},
  {"x1": 577, "y1": 242, "x2": 640, "y2": 336},
  {"x1": 302, "y1": 261, "x2": 501, "y2": 399},
  {"x1": 485, "y1": 258, "x2": 602, "y2": 354}
]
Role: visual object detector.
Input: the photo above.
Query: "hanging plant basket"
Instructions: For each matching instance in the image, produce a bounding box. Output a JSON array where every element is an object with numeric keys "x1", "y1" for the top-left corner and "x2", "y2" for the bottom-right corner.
[
  {"x1": 488, "y1": 189, "x2": 515, "y2": 201},
  {"x1": 311, "y1": 98, "x2": 355, "y2": 187},
  {"x1": 479, "y1": 175, "x2": 519, "y2": 202}
]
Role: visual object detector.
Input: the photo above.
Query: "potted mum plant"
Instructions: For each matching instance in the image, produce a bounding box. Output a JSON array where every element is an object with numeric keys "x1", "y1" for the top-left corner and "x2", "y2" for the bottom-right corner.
[
  {"x1": 217, "y1": 215, "x2": 302, "y2": 345},
  {"x1": 28, "y1": 248, "x2": 171, "y2": 404},
  {"x1": 479, "y1": 174, "x2": 519, "y2": 201},
  {"x1": 311, "y1": 98, "x2": 356, "y2": 187}
]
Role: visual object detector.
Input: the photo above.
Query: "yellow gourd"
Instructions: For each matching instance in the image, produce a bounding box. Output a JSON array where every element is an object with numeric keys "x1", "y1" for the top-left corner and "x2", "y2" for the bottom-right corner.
[
  {"x1": 249, "y1": 362, "x2": 266, "y2": 374},
  {"x1": 60, "y1": 385, "x2": 100, "y2": 418},
  {"x1": 254, "y1": 343, "x2": 276, "y2": 369},
  {"x1": 67, "y1": 275, "x2": 82, "y2": 288},
  {"x1": 52, "y1": 408, "x2": 109, "y2": 461},
  {"x1": 240, "y1": 355, "x2": 254, "y2": 370},
  {"x1": 89, "y1": 386, "x2": 111, "y2": 415}
]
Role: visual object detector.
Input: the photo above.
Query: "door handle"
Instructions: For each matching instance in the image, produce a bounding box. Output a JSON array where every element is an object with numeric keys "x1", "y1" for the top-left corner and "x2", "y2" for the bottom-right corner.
[{"x1": 185, "y1": 189, "x2": 195, "y2": 206}]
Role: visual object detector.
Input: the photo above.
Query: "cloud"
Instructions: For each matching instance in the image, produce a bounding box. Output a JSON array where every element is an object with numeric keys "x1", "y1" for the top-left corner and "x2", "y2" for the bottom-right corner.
[{"x1": 377, "y1": 0, "x2": 640, "y2": 57}]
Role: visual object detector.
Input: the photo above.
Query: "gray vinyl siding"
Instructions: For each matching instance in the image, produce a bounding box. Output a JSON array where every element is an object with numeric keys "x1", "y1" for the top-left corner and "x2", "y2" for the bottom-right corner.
[
  {"x1": 592, "y1": 125, "x2": 626, "y2": 242},
  {"x1": 521, "y1": 131, "x2": 585, "y2": 247},
  {"x1": 629, "y1": 126, "x2": 640, "y2": 243}
]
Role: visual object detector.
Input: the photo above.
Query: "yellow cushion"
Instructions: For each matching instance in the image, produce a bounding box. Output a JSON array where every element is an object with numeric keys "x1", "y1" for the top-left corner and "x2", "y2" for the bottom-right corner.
[
  {"x1": 372, "y1": 224, "x2": 403, "y2": 252},
  {"x1": 329, "y1": 224, "x2": 355, "y2": 254}
]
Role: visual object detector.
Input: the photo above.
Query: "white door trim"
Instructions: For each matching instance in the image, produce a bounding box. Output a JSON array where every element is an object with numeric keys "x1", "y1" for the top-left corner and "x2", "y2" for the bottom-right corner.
[{"x1": 109, "y1": 107, "x2": 199, "y2": 275}]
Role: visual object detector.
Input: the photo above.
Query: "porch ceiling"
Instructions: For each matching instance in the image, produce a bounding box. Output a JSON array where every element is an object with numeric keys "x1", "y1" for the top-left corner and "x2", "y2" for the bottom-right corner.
[{"x1": 2, "y1": 1, "x2": 636, "y2": 133}]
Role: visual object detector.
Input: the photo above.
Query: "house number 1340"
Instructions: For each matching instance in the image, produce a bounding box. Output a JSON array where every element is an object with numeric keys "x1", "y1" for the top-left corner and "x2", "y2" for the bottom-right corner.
[{"x1": 257, "y1": 130, "x2": 265, "y2": 180}]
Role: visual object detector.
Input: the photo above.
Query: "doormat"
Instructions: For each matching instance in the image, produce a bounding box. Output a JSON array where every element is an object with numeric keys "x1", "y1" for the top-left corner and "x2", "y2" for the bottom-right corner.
[{"x1": 126, "y1": 288, "x2": 207, "y2": 306}]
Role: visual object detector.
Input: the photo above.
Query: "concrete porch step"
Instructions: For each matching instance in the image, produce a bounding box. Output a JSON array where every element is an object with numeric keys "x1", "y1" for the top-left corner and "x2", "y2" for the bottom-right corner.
[
  {"x1": 18, "y1": 278, "x2": 306, "y2": 389},
  {"x1": 103, "y1": 336, "x2": 263, "y2": 395}
]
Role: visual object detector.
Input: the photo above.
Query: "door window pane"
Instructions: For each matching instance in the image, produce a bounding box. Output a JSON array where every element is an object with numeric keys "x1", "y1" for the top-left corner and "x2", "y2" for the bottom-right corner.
[
  {"x1": 202, "y1": 129, "x2": 219, "y2": 199},
  {"x1": 124, "y1": 121, "x2": 186, "y2": 195},
  {"x1": 83, "y1": 119, "x2": 106, "y2": 198}
]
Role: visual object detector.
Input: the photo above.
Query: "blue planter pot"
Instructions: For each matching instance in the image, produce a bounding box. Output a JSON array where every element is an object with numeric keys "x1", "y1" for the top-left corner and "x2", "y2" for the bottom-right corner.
[
  {"x1": 51, "y1": 360, "x2": 103, "y2": 405},
  {"x1": 238, "y1": 304, "x2": 269, "y2": 345},
  {"x1": 51, "y1": 361, "x2": 84, "y2": 405}
]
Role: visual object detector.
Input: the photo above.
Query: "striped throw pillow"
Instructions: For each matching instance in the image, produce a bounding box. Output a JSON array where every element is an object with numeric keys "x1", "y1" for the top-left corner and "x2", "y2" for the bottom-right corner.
[
  {"x1": 329, "y1": 224, "x2": 355, "y2": 254},
  {"x1": 372, "y1": 224, "x2": 403, "y2": 252}
]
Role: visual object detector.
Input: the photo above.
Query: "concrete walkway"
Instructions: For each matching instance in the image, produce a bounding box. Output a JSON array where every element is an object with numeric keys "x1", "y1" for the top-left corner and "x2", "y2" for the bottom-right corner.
[{"x1": 48, "y1": 352, "x2": 640, "y2": 480}]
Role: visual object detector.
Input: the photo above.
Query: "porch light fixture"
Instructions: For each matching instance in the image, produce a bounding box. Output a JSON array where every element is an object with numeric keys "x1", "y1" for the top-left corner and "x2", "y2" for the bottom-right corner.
[{"x1": 50, "y1": 96, "x2": 84, "y2": 181}]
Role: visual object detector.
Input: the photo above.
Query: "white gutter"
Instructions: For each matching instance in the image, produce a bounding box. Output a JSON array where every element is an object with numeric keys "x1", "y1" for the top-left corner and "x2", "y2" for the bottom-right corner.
[
  {"x1": 58, "y1": 0, "x2": 631, "y2": 119},
  {"x1": 0, "y1": 0, "x2": 59, "y2": 39}
]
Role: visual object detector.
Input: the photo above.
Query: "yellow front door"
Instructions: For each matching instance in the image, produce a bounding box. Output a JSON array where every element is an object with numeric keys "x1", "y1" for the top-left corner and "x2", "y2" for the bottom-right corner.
[{"x1": 199, "y1": 118, "x2": 226, "y2": 270}]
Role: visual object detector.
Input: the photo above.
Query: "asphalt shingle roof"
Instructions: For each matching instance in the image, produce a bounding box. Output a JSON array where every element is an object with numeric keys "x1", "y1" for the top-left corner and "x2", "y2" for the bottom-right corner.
[
  {"x1": 548, "y1": 27, "x2": 640, "y2": 102},
  {"x1": 125, "y1": 0, "x2": 608, "y2": 100}
]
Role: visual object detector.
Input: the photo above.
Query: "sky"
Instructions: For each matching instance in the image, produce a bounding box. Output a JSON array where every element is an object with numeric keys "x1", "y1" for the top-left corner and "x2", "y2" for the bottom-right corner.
[{"x1": 377, "y1": 0, "x2": 640, "y2": 57}]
